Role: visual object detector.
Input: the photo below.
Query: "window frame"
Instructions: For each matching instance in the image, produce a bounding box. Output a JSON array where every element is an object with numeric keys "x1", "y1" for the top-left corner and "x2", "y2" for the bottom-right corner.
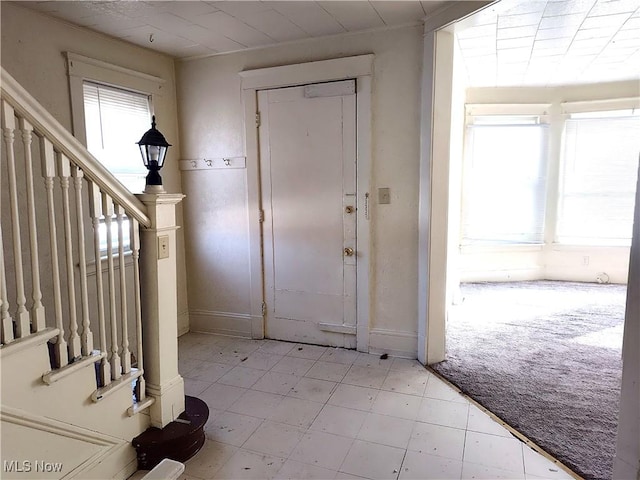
[
  {"x1": 82, "y1": 80, "x2": 153, "y2": 193},
  {"x1": 66, "y1": 52, "x2": 165, "y2": 148},
  {"x1": 66, "y1": 53, "x2": 165, "y2": 256},
  {"x1": 461, "y1": 108, "x2": 551, "y2": 247},
  {"x1": 460, "y1": 98, "x2": 640, "y2": 251},
  {"x1": 555, "y1": 108, "x2": 640, "y2": 246}
]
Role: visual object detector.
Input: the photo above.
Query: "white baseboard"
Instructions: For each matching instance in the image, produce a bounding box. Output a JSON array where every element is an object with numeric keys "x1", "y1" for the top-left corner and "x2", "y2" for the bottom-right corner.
[
  {"x1": 1, "y1": 405, "x2": 136, "y2": 480},
  {"x1": 177, "y1": 309, "x2": 190, "y2": 337},
  {"x1": 459, "y1": 268, "x2": 544, "y2": 283},
  {"x1": 188, "y1": 311, "x2": 418, "y2": 358},
  {"x1": 544, "y1": 267, "x2": 628, "y2": 285},
  {"x1": 74, "y1": 442, "x2": 138, "y2": 480},
  {"x1": 189, "y1": 310, "x2": 259, "y2": 338},
  {"x1": 368, "y1": 328, "x2": 418, "y2": 359}
]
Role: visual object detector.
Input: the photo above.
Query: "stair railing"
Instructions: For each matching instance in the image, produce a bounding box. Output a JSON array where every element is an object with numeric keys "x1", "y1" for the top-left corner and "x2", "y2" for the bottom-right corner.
[{"x1": 1, "y1": 67, "x2": 151, "y2": 409}]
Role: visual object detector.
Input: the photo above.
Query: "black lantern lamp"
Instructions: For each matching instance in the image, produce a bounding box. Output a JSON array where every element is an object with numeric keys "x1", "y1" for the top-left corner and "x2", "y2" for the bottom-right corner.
[{"x1": 137, "y1": 115, "x2": 171, "y2": 193}]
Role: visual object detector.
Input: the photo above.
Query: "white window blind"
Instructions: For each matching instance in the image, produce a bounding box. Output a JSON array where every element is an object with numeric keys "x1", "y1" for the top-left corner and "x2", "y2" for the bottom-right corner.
[
  {"x1": 556, "y1": 111, "x2": 640, "y2": 246},
  {"x1": 461, "y1": 119, "x2": 548, "y2": 245},
  {"x1": 83, "y1": 81, "x2": 151, "y2": 193}
]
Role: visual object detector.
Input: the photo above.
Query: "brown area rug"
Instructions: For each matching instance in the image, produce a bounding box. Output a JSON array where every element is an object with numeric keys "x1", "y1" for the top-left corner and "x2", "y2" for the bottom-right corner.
[{"x1": 431, "y1": 281, "x2": 626, "y2": 480}]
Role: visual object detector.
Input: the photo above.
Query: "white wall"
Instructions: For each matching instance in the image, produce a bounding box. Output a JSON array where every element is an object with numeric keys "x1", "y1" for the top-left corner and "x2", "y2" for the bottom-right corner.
[
  {"x1": 458, "y1": 81, "x2": 638, "y2": 285},
  {"x1": 0, "y1": 3, "x2": 190, "y2": 334},
  {"x1": 613, "y1": 160, "x2": 640, "y2": 479},
  {"x1": 446, "y1": 33, "x2": 468, "y2": 304},
  {"x1": 177, "y1": 26, "x2": 425, "y2": 356}
]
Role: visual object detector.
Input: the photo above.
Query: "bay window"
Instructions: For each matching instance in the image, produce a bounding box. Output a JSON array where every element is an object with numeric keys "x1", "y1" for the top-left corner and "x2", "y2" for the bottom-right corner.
[{"x1": 461, "y1": 116, "x2": 549, "y2": 245}]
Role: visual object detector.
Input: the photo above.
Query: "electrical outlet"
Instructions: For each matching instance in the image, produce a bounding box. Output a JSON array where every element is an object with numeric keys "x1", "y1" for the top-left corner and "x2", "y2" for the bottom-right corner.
[
  {"x1": 378, "y1": 187, "x2": 391, "y2": 204},
  {"x1": 158, "y1": 235, "x2": 170, "y2": 259}
]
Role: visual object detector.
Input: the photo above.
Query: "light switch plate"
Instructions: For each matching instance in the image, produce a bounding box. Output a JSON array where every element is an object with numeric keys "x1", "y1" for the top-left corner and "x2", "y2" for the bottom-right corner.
[
  {"x1": 378, "y1": 187, "x2": 391, "y2": 204},
  {"x1": 158, "y1": 235, "x2": 170, "y2": 259}
]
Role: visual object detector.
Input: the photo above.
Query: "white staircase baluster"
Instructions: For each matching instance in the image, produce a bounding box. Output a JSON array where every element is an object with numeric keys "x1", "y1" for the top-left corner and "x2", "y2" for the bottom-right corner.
[
  {"x1": 115, "y1": 205, "x2": 131, "y2": 374},
  {"x1": 41, "y1": 138, "x2": 68, "y2": 367},
  {"x1": 88, "y1": 182, "x2": 111, "y2": 385},
  {"x1": 102, "y1": 194, "x2": 121, "y2": 380},
  {"x1": 130, "y1": 218, "x2": 145, "y2": 400},
  {"x1": 0, "y1": 124, "x2": 14, "y2": 345},
  {"x1": 0, "y1": 229, "x2": 14, "y2": 344},
  {"x1": 73, "y1": 166, "x2": 93, "y2": 355},
  {"x1": 57, "y1": 152, "x2": 81, "y2": 360},
  {"x1": 2, "y1": 69, "x2": 160, "y2": 414},
  {"x1": 2, "y1": 100, "x2": 30, "y2": 338},
  {"x1": 19, "y1": 118, "x2": 45, "y2": 333}
]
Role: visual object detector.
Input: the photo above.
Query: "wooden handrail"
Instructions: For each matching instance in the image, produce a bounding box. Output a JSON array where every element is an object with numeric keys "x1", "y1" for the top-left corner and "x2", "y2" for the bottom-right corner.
[{"x1": 0, "y1": 67, "x2": 150, "y2": 227}]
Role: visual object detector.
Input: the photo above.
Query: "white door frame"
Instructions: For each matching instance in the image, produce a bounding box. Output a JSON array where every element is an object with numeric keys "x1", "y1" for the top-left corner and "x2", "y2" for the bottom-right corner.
[
  {"x1": 417, "y1": 2, "x2": 494, "y2": 365},
  {"x1": 240, "y1": 55, "x2": 373, "y2": 351}
]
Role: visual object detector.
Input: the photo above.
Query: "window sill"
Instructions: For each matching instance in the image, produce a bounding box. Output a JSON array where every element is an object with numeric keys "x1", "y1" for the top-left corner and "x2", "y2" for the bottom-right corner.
[
  {"x1": 550, "y1": 243, "x2": 631, "y2": 251},
  {"x1": 460, "y1": 243, "x2": 544, "y2": 254},
  {"x1": 81, "y1": 251, "x2": 134, "y2": 277}
]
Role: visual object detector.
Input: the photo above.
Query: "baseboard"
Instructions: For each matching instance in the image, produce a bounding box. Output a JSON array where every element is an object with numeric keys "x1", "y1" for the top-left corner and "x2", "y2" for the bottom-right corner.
[
  {"x1": 0, "y1": 405, "x2": 135, "y2": 480},
  {"x1": 368, "y1": 328, "x2": 418, "y2": 359},
  {"x1": 459, "y1": 268, "x2": 544, "y2": 283},
  {"x1": 189, "y1": 312, "x2": 418, "y2": 358},
  {"x1": 73, "y1": 442, "x2": 138, "y2": 480},
  {"x1": 178, "y1": 309, "x2": 190, "y2": 337},
  {"x1": 544, "y1": 268, "x2": 628, "y2": 285},
  {"x1": 189, "y1": 310, "x2": 255, "y2": 338},
  {"x1": 112, "y1": 454, "x2": 139, "y2": 480}
]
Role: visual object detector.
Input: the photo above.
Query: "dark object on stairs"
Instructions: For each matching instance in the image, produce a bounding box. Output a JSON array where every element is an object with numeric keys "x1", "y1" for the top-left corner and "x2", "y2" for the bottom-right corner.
[{"x1": 132, "y1": 396, "x2": 209, "y2": 470}]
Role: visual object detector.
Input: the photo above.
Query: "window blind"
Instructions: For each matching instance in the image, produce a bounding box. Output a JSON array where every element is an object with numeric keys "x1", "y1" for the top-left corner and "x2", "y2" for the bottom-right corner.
[
  {"x1": 556, "y1": 112, "x2": 640, "y2": 245},
  {"x1": 461, "y1": 121, "x2": 549, "y2": 245},
  {"x1": 83, "y1": 81, "x2": 151, "y2": 193}
]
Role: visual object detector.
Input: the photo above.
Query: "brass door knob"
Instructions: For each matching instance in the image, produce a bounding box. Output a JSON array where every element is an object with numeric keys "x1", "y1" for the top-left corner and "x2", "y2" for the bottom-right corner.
[
  {"x1": 345, "y1": 206, "x2": 354, "y2": 214},
  {"x1": 344, "y1": 247, "x2": 355, "y2": 256}
]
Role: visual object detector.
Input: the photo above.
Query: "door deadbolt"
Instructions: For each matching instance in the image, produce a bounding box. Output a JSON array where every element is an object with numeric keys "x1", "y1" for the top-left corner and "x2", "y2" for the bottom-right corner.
[
  {"x1": 345, "y1": 206, "x2": 355, "y2": 214},
  {"x1": 344, "y1": 247, "x2": 355, "y2": 257}
]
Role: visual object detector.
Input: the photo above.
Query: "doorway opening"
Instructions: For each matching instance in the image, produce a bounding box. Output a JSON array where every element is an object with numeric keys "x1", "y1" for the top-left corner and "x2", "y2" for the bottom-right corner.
[{"x1": 426, "y1": 1, "x2": 640, "y2": 478}]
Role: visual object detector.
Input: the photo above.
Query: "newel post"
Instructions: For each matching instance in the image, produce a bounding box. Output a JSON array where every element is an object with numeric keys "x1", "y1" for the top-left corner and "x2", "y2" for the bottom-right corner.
[{"x1": 136, "y1": 192, "x2": 185, "y2": 428}]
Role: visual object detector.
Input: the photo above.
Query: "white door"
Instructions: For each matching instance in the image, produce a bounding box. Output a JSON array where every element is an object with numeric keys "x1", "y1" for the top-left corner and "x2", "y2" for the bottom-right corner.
[{"x1": 258, "y1": 81, "x2": 357, "y2": 348}]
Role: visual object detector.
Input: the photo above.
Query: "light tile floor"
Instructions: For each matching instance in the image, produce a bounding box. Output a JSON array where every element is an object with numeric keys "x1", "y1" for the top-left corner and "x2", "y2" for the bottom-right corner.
[{"x1": 140, "y1": 333, "x2": 578, "y2": 480}]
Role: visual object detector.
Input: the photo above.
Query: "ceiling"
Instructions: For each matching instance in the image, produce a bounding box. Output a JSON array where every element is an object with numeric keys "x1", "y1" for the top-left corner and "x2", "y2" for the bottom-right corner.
[
  {"x1": 18, "y1": 1, "x2": 448, "y2": 59},
  {"x1": 16, "y1": 0, "x2": 640, "y2": 88},
  {"x1": 455, "y1": 0, "x2": 640, "y2": 87}
]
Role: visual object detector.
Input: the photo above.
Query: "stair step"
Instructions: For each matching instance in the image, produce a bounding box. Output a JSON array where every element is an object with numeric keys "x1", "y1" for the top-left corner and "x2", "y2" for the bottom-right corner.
[
  {"x1": 127, "y1": 397, "x2": 155, "y2": 417},
  {"x1": 0, "y1": 328, "x2": 59, "y2": 359},
  {"x1": 42, "y1": 351, "x2": 105, "y2": 385},
  {"x1": 140, "y1": 459, "x2": 184, "y2": 480},
  {"x1": 92, "y1": 369, "x2": 142, "y2": 403}
]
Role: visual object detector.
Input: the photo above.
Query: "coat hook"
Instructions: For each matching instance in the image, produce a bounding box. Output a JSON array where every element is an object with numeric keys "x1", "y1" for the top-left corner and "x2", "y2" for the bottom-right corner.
[
  {"x1": 149, "y1": 34, "x2": 155, "y2": 43},
  {"x1": 204, "y1": 159, "x2": 213, "y2": 167},
  {"x1": 223, "y1": 158, "x2": 231, "y2": 166},
  {"x1": 191, "y1": 160, "x2": 197, "y2": 168}
]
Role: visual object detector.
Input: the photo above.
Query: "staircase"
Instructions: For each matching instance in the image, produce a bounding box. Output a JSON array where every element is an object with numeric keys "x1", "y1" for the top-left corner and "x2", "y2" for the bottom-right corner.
[{"x1": 0, "y1": 68, "x2": 183, "y2": 479}]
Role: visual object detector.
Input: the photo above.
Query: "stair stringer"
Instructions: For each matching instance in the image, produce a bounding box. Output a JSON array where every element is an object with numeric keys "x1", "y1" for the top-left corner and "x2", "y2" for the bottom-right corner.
[
  {"x1": 1, "y1": 405, "x2": 138, "y2": 479},
  {"x1": 0, "y1": 330, "x2": 150, "y2": 475}
]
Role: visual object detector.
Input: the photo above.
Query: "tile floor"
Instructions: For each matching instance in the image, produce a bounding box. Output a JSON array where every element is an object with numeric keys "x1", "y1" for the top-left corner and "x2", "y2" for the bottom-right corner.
[{"x1": 139, "y1": 333, "x2": 577, "y2": 480}]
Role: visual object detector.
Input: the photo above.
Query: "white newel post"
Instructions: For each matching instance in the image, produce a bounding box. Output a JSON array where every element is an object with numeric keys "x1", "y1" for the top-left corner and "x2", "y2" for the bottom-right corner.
[{"x1": 136, "y1": 193, "x2": 186, "y2": 428}]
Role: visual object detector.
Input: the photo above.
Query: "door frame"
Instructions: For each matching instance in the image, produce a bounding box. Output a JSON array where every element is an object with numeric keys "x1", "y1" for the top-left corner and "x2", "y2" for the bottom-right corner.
[
  {"x1": 417, "y1": 3, "x2": 494, "y2": 365},
  {"x1": 240, "y1": 55, "x2": 373, "y2": 351}
]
